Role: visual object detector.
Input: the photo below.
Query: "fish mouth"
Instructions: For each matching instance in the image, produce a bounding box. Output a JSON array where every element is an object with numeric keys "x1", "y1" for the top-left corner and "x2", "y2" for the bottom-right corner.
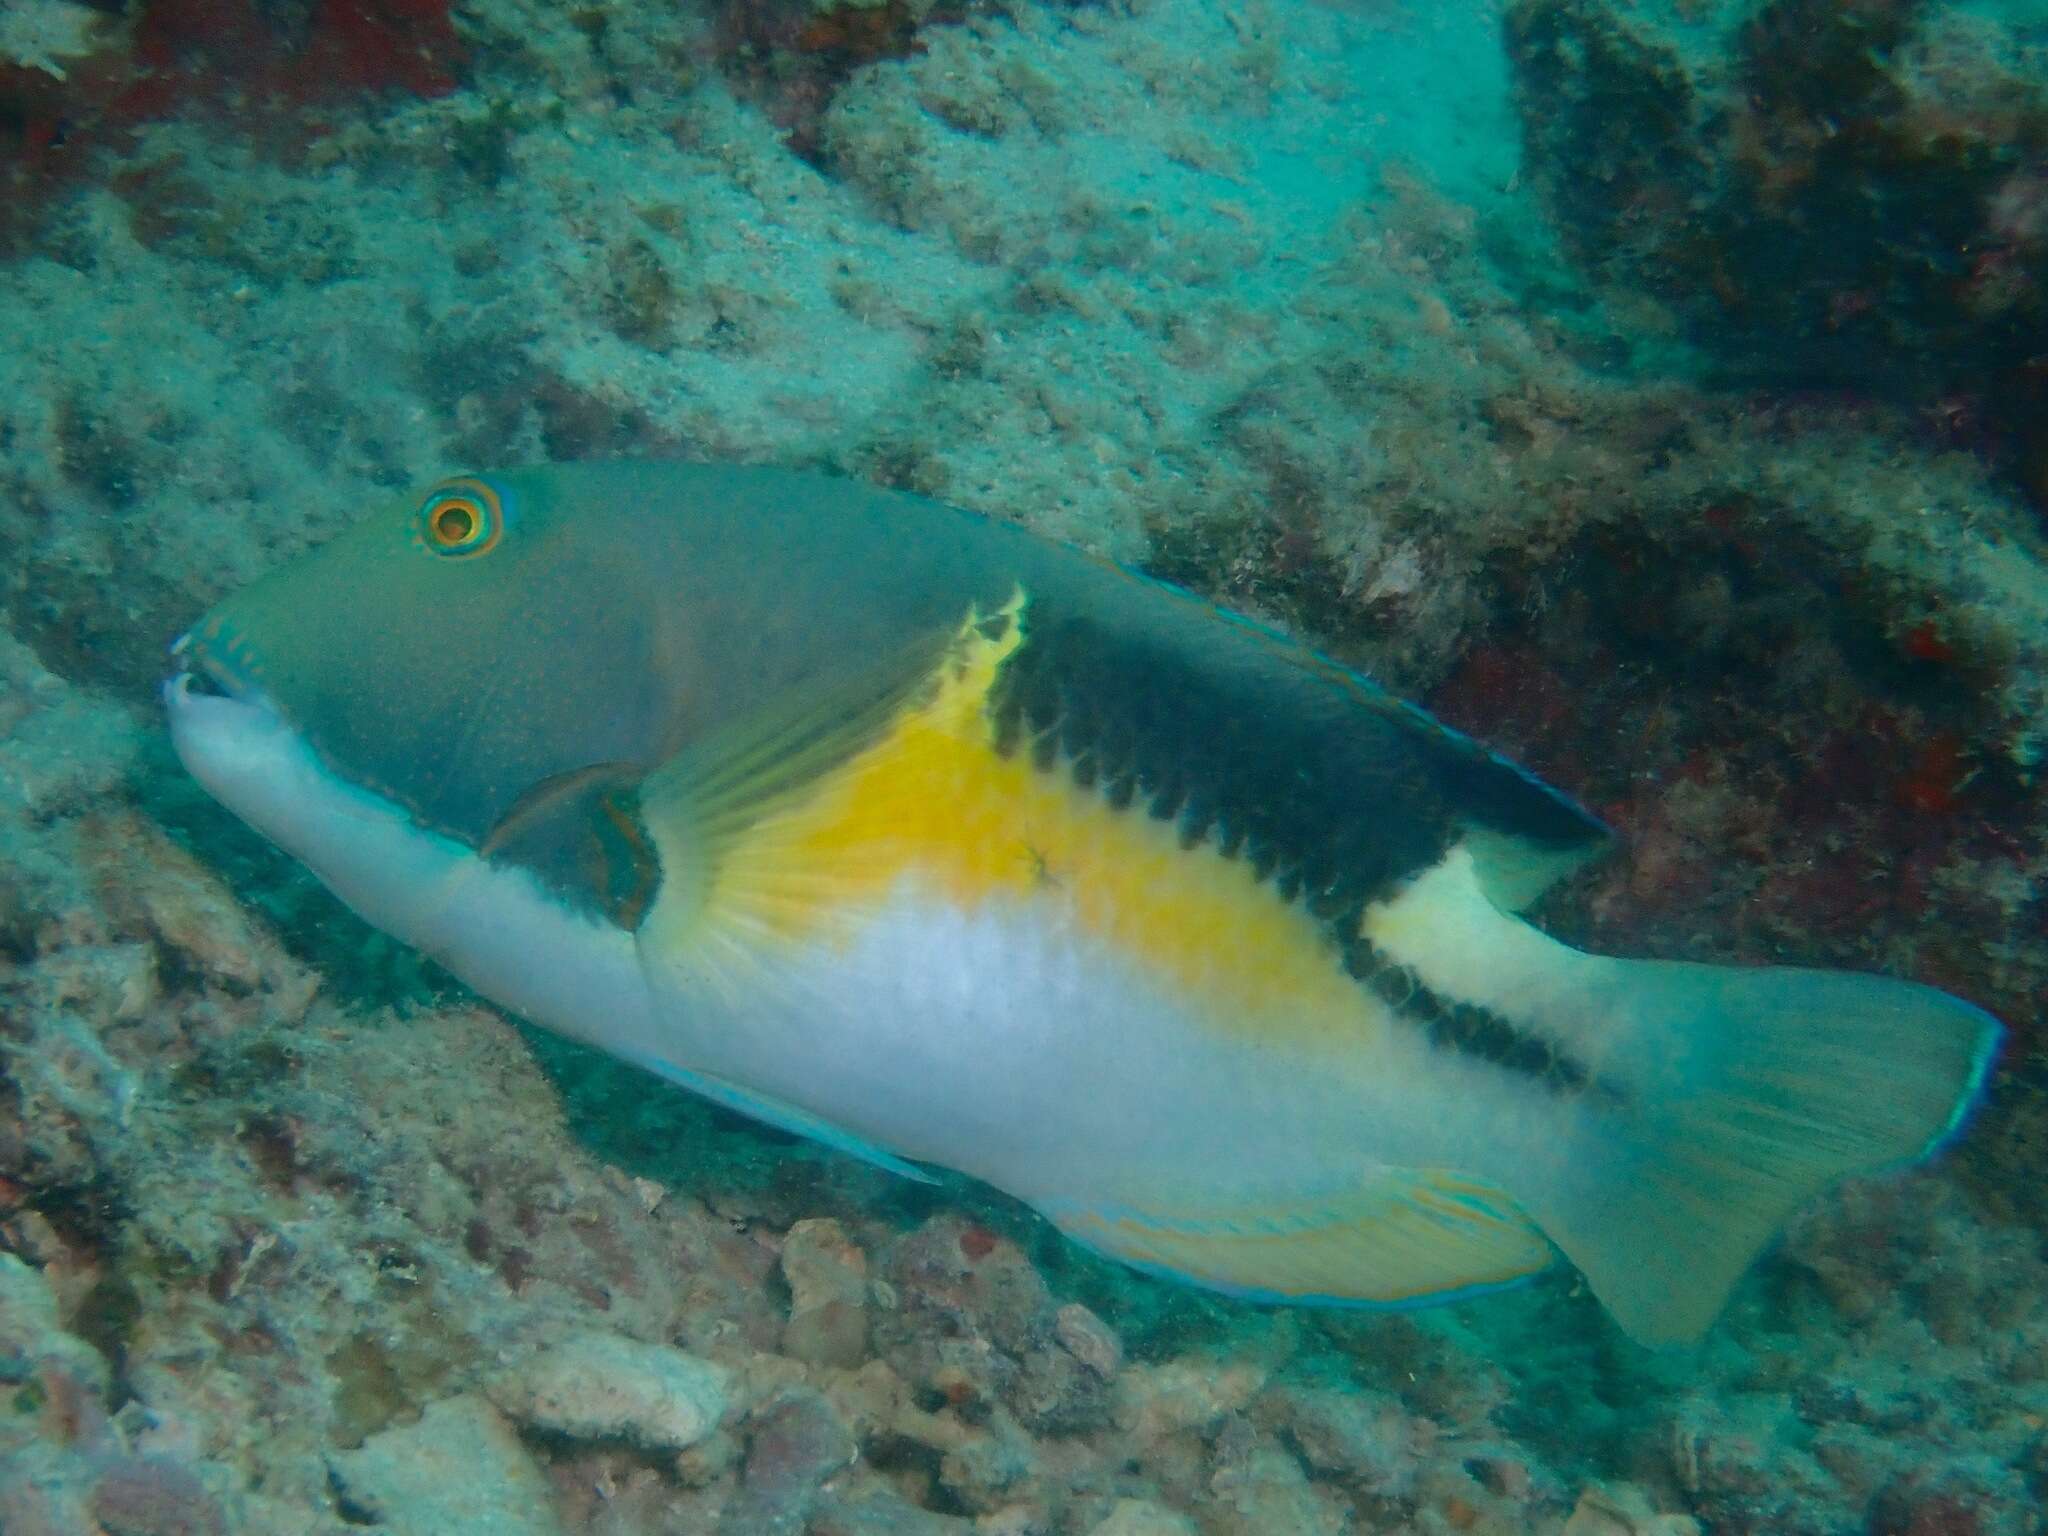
[
  {"x1": 163, "y1": 629, "x2": 310, "y2": 857},
  {"x1": 166, "y1": 663, "x2": 241, "y2": 703},
  {"x1": 165, "y1": 624, "x2": 271, "y2": 712},
  {"x1": 163, "y1": 628, "x2": 290, "y2": 773}
]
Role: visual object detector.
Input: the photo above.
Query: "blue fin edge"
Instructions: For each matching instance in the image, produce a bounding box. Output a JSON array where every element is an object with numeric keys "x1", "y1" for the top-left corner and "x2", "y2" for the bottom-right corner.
[
  {"x1": 624, "y1": 1051, "x2": 938, "y2": 1184},
  {"x1": 1920, "y1": 1006, "x2": 2005, "y2": 1161}
]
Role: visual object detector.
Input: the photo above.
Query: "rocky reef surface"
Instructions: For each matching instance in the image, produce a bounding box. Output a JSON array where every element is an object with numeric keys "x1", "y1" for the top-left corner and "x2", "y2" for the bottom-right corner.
[{"x1": 2, "y1": 1, "x2": 2045, "y2": 1532}]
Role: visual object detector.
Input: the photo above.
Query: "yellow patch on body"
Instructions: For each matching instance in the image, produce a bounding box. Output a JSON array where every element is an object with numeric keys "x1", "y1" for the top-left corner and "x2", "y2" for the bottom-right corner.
[{"x1": 666, "y1": 590, "x2": 1378, "y2": 1040}]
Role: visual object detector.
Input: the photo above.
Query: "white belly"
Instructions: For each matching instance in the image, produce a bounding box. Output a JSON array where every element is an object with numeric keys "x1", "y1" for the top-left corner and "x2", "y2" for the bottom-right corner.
[
  {"x1": 165, "y1": 683, "x2": 1535, "y2": 1219},
  {"x1": 634, "y1": 879, "x2": 1465, "y2": 1211}
]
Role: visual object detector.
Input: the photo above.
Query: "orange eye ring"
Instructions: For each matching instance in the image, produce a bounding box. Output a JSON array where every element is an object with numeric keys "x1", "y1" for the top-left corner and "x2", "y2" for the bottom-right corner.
[
  {"x1": 430, "y1": 498, "x2": 481, "y2": 546},
  {"x1": 416, "y1": 478, "x2": 505, "y2": 559}
]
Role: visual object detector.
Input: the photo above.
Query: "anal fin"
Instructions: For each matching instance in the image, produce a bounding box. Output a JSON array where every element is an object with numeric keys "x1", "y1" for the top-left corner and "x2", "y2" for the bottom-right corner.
[{"x1": 1039, "y1": 1170, "x2": 1552, "y2": 1308}]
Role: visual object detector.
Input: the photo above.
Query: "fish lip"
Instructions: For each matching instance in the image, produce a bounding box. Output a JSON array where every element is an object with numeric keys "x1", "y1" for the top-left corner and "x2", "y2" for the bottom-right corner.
[
  {"x1": 167, "y1": 662, "x2": 239, "y2": 702},
  {"x1": 162, "y1": 652, "x2": 280, "y2": 726},
  {"x1": 166, "y1": 627, "x2": 265, "y2": 708}
]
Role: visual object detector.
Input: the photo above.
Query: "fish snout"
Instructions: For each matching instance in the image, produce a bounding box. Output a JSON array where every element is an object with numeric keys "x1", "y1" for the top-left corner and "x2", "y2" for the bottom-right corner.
[{"x1": 166, "y1": 619, "x2": 266, "y2": 706}]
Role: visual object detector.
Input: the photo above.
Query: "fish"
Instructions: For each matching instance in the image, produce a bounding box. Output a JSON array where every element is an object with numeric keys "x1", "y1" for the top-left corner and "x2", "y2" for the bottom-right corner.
[{"x1": 164, "y1": 462, "x2": 2002, "y2": 1347}]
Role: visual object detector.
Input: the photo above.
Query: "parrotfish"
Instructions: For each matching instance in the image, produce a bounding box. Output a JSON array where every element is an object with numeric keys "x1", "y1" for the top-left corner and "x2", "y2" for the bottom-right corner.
[{"x1": 165, "y1": 464, "x2": 2001, "y2": 1346}]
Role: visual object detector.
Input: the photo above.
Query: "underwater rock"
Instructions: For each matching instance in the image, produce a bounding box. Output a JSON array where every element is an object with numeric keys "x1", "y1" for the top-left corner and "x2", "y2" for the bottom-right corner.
[
  {"x1": 779, "y1": 1216, "x2": 869, "y2": 1369},
  {"x1": 884, "y1": 1215, "x2": 1056, "y2": 1359},
  {"x1": 813, "y1": 1356, "x2": 912, "y2": 1445},
  {"x1": 1083, "y1": 1499, "x2": 1199, "y2": 1536},
  {"x1": 936, "y1": 1404, "x2": 1041, "y2": 1514},
  {"x1": 0, "y1": 632, "x2": 138, "y2": 821},
  {"x1": 88, "y1": 1454, "x2": 228, "y2": 1536},
  {"x1": 975, "y1": 1506, "x2": 1052, "y2": 1536},
  {"x1": 1868, "y1": 1463, "x2": 2040, "y2": 1536},
  {"x1": 0, "y1": 0, "x2": 465, "y2": 258},
  {"x1": 723, "y1": 1385, "x2": 859, "y2": 1532},
  {"x1": 0, "y1": 1458, "x2": 98, "y2": 1536},
  {"x1": 1009, "y1": 1338, "x2": 1110, "y2": 1436},
  {"x1": 1051, "y1": 1301, "x2": 1121, "y2": 1379},
  {"x1": 0, "y1": 0, "x2": 110, "y2": 80},
  {"x1": 327, "y1": 1393, "x2": 560, "y2": 1536},
  {"x1": 875, "y1": 1215, "x2": 1070, "y2": 1431},
  {"x1": 712, "y1": 0, "x2": 953, "y2": 163},
  {"x1": 0, "y1": 1250, "x2": 111, "y2": 1405},
  {"x1": 1504, "y1": 0, "x2": 2048, "y2": 502},
  {"x1": 810, "y1": 1480, "x2": 978, "y2": 1535},
  {"x1": 0, "y1": 1255, "x2": 182, "y2": 1534},
  {"x1": 1562, "y1": 1481, "x2": 1703, "y2": 1536},
  {"x1": 1207, "y1": 1416, "x2": 1344, "y2": 1536},
  {"x1": 1252, "y1": 1382, "x2": 1422, "y2": 1496},
  {"x1": 486, "y1": 1331, "x2": 729, "y2": 1454},
  {"x1": 79, "y1": 809, "x2": 316, "y2": 1009},
  {"x1": 1113, "y1": 1354, "x2": 1272, "y2": 1445}
]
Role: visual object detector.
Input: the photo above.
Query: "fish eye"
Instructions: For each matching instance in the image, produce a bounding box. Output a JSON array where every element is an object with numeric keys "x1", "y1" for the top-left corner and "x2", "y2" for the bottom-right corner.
[
  {"x1": 416, "y1": 479, "x2": 505, "y2": 559},
  {"x1": 433, "y1": 501, "x2": 478, "y2": 545}
]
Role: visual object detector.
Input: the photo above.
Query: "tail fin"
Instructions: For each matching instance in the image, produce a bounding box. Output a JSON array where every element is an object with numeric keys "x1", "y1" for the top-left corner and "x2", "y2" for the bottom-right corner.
[{"x1": 1532, "y1": 958, "x2": 2001, "y2": 1346}]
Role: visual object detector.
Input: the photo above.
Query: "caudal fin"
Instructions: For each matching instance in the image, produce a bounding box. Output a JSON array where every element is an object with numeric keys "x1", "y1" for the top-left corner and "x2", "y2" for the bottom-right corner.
[{"x1": 1531, "y1": 958, "x2": 2001, "y2": 1346}]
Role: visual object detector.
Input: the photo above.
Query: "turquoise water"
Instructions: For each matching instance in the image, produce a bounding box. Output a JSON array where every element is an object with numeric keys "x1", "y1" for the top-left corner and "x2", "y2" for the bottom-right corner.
[{"x1": 2, "y1": 2, "x2": 2045, "y2": 1532}]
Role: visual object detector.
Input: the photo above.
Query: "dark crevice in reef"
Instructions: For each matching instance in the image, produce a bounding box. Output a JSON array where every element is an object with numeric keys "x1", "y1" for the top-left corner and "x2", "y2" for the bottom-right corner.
[
  {"x1": 1435, "y1": 509, "x2": 2038, "y2": 1006},
  {"x1": 0, "y1": 0, "x2": 471, "y2": 255},
  {"x1": 1504, "y1": 0, "x2": 2048, "y2": 511},
  {"x1": 708, "y1": 0, "x2": 972, "y2": 166}
]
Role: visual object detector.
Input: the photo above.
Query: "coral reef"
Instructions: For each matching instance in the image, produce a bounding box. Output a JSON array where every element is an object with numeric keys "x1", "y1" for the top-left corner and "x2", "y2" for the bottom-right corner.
[
  {"x1": 0, "y1": 0, "x2": 466, "y2": 252},
  {"x1": 2, "y1": 0, "x2": 2045, "y2": 1531},
  {"x1": 710, "y1": 0, "x2": 963, "y2": 161},
  {"x1": 0, "y1": 0, "x2": 108, "y2": 81},
  {"x1": 1503, "y1": 0, "x2": 2048, "y2": 507}
]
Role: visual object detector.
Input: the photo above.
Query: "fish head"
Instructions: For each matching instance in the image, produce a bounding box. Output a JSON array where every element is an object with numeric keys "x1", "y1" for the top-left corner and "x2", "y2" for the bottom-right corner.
[{"x1": 165, "y1": 469, "x2": 690, "y2": 927}]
